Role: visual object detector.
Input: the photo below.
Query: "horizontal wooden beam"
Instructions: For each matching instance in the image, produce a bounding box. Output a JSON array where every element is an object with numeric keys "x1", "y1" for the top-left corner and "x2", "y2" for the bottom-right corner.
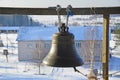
[{"x1": 0, "y1": 7, "x2": 120, "y2": 15}]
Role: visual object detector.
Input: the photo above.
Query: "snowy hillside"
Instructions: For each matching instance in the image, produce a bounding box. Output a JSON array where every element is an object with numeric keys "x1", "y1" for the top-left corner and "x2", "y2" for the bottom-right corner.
[{"x1": 30, "y1": 15, "x2": 120, "y2": 26}]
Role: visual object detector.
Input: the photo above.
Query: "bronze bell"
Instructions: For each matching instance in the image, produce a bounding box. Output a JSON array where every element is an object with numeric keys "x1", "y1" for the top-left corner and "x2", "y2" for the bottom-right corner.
[{"x1": 42, "y1": 23, "x2": 83, "y2": 67}]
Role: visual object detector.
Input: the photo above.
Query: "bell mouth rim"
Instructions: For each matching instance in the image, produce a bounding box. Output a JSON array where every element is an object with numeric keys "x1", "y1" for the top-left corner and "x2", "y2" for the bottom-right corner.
[
  {"x1": 42, "y1": 59, "x2": 84, "y2": 67},
  {"x1": 42, "y1": 62, "x2": 84, "y2": 68}
]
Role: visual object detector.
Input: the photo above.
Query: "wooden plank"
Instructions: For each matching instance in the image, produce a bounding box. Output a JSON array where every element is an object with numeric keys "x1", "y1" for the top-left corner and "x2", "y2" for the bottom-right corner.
[
  {"x1": 0, "y1": 7, "x2": 120, "y2": 15},
  {"x1": 102, "y1": 14, "x2": 109, "y2": 80}
]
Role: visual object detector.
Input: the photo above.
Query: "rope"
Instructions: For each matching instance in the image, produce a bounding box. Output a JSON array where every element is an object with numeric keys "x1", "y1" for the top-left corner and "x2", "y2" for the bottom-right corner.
[
  {"x1": 66, "y1": 5, "x2": 72, "y2": 27},
  {"x1": 73, "y1": 67, "x2": 87, "y2": 77},
  {"x1": 56, "y1": 5, "x2": 72, "y2": 27},
  {"x1": 110, "y1": 70, "x2": 120, "y2": 76},
  {"x1": 56, "y1": 5, "x2": 62, "y2": 27}
]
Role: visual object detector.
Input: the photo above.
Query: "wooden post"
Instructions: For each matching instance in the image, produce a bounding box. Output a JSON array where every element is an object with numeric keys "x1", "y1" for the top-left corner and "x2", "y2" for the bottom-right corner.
[
  {"x1": 3, "y1": 49, "x2": 9, "y2": 62},
  {"x1": 102, "y1": 14, "x2": 109, "y2": 80}
]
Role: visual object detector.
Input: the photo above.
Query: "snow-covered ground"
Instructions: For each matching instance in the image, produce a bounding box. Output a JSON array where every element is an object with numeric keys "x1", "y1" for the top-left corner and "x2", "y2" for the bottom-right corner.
[{"x1": 0, "y1": 33, "x2": 120, "y2": 80}]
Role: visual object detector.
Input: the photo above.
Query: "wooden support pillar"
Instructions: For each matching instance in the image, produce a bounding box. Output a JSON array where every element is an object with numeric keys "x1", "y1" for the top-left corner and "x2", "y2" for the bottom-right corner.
[{"x1": 102, "y1": 14, "x2": 109, "y2": 80}]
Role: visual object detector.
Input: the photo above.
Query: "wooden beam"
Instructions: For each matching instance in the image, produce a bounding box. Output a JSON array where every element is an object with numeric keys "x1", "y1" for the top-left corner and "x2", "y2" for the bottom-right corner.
[
  {"x1": 102, "y1": 14, "x2": 109, "y2": 80},
  {"x1": 0, "y1": 7, "x2": 120, "y2": 15}
]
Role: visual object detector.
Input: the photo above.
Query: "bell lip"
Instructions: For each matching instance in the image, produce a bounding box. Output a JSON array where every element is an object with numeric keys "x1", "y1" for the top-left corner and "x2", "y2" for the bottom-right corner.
[
  {"x1": 42, "y1": 61, "x2": 84, "y2": 67},
  {"x1": 42, "y1": 52, "x2": 84, "y2": 67}
]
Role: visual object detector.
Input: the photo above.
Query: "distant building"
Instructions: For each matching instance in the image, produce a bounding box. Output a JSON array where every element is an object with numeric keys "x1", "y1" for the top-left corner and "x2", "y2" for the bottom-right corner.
[
  {"x1": 0, "y1": 27, "x2": 19, "y2": 47},
  {"x1": 17, "y1": 26, "x2": 107, "y2": 64}
]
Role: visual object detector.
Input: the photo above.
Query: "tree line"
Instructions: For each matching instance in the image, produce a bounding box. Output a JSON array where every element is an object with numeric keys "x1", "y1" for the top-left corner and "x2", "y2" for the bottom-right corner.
[{"x1": 0, "y1": 15, "x2": 42, "y2": 26}]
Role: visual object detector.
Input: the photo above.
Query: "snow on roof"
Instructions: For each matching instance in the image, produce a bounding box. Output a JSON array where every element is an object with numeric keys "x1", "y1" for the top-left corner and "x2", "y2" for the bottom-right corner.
[
  {"x1": 0, "y1": 27, "x2": 19, "y2": 30},
  {"x1": 17, "y1": 25, "x2": 109, "y2": 41}
]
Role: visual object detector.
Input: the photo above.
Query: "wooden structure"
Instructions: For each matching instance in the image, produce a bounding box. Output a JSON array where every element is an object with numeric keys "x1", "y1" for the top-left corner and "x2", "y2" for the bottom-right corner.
[
  {"x1": 0, "y1": 6, "x2": 120, "y2": 80},
  {"x1": 0, "y1": 7, "x2": 119, "y2": 15}
]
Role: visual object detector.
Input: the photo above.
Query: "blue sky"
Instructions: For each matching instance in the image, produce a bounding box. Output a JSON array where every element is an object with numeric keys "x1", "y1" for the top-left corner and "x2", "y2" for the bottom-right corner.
[{"x1": 0, "y1": 0, "x2": 120, "y2": 8}]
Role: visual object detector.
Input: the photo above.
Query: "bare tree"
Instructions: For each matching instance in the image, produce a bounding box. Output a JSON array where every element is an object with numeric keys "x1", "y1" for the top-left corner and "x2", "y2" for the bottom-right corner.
[
  {"x1": 32, "y1": 39, "x2": 47, "y2": 74},
  {"x1": 82, "y1": 26, "x2": 101, "y2": 80}
]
